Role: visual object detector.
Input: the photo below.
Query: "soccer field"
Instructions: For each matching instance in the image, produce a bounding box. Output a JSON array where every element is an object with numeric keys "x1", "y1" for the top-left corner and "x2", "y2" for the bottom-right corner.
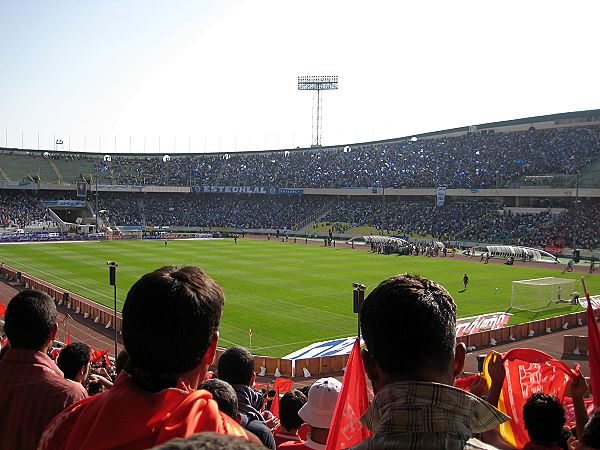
[{"x1": 0, "y1": 238, "x2": 597, "y2": 357}]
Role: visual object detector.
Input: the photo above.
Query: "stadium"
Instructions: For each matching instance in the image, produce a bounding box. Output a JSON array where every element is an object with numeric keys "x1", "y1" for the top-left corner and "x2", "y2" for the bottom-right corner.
[
  {"x1": 2, "y1": 2, "x2": 600, "y2": 448},
  {"x1": 1, "y1": 108, "x2": 600, "y2": 359}
]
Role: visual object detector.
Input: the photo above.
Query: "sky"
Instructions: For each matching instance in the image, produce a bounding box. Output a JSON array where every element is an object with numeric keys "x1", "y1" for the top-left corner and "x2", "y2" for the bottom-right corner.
[{"x1": 0, "y1": 0, "x2": 599, "y2": 154}]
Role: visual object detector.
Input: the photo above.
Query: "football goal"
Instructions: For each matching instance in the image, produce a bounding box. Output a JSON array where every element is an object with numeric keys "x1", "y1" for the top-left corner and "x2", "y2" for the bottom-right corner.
[{"x1": 511, "y1": 277, "x2": 577, "y2": 312}]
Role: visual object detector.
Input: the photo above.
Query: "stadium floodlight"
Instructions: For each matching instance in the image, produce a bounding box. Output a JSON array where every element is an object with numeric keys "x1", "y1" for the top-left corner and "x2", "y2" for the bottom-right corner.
[{"x1": 298, "y1": 75, "x2": 338, "y2": 147}]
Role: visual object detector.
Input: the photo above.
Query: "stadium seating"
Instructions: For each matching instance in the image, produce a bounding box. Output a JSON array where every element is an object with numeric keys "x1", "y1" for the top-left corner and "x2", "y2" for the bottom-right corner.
[{"x1": 2, "y1": 125, "x2": 599, "y2": 188}]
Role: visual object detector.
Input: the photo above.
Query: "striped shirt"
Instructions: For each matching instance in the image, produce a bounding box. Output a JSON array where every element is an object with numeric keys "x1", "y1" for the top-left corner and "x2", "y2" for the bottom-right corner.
[
  {"x1": 349, "y1": 381, "x2": 510, "y2": 450},
  {"x1": 0, "y1": 348, "x2": 87, "y2": 450}
]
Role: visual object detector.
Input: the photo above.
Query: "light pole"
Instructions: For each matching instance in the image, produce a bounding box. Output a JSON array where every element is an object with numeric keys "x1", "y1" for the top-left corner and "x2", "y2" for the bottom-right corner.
[{"x1": 572, "y1": 172, "x2": 580, "y2": 261}]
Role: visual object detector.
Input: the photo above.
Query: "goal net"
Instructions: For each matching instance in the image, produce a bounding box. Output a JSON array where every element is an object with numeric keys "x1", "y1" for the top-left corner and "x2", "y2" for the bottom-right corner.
[{"x1": 511, "y1": 277, "x2": 577, "y2": 312}]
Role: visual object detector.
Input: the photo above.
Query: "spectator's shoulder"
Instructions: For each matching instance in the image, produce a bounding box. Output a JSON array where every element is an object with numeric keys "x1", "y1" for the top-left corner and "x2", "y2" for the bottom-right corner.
[{"x1": 38, "y1": 395, "x2": 94, "y2": 450}]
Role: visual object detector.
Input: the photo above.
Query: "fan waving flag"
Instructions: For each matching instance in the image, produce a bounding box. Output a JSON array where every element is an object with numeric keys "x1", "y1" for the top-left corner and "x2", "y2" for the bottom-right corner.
[
  {"x1": 325, "y1": 337, "x2": 372, "y2": 450},
  {"x1": 583, "y1": 279, "x2": 600, "y2": 409},
  {"x1": 269, "y1": 378, "x2": 294, "y2": 418},
  {"x1": 483, "y1": 348, "x2": 578, "y2": 449}
]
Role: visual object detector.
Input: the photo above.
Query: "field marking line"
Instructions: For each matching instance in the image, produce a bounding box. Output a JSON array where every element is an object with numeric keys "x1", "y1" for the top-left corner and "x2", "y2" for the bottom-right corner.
[
  {"x1": 1, "y1": 256, "x2": 124, "y2": 306},
  {"x1": 226, "y1": 291, "x2": 356, "y2": 322}
]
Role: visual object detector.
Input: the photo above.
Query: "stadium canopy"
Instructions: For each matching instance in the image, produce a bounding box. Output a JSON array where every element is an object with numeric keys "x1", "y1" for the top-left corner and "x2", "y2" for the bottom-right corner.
[
  {"x1": 472, "y1": 244, "x2": 558, "y2": 263},
  {"x1": 348, "y1": 235, "x2": 409, "y2": 245}
]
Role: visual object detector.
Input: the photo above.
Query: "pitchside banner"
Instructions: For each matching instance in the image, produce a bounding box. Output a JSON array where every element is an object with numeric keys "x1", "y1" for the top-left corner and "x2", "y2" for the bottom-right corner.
[
  {"x1": 285, "y1": 312, "x2": 512, "y2": 358},
  {"x1": 436, "y1": 185, "x2": 447, "y2": 206},
  {"x1": 578, "y1": 294, "x2": 600, "y2": 309},
  {"x1": 455, "y1": 312, "x2": 511, "y2": 337},
  {"x1": 192, "y1": 185, "x2": 303, "y2": 195}
]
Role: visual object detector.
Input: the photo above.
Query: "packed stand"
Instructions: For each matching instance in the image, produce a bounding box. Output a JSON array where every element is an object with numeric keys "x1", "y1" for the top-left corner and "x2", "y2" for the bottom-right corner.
[
  {"x1": 0, "y1": 190, "x2": 47, "y2": 228},
  {"x1": 130, "y1": 126, "x2": 600, "y2": 188}
]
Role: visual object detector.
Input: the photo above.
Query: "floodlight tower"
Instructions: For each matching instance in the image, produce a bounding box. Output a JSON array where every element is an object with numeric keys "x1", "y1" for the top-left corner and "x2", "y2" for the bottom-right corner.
[{"x1": 298, "y1": 75, "x2": 338, "y2": 147}]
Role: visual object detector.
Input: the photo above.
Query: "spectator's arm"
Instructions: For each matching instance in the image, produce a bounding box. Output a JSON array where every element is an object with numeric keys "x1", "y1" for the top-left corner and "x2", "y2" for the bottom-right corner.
[{"x1": 570, "y1": 373, "x2": 589, "y2": 440}]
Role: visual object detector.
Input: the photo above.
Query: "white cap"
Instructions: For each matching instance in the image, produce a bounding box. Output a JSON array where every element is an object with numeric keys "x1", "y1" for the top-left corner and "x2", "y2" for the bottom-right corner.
[{"x1": 298, "y1": 377, "x2": 342, "y2": 429}]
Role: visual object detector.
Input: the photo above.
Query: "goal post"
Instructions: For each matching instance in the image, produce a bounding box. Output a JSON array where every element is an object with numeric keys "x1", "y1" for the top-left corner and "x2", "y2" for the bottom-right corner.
[{"x1": 511, "y1": 277, "x2": 577, "y2": 312}]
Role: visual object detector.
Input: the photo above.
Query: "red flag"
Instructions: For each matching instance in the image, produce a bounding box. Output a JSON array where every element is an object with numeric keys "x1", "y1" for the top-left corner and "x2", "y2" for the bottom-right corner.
[
  {"x1": 65, "y1": 332, "x2": 71, "y2": 346},
  {"x1": 273, "y1": 377, "x2": 294, "y2": 393},
  {"x1": 0, "y1": 303, "x2": 6, "y2": 317},
  {"x1": 89, "y1": 348, "x2": 110, "y2": 365},
  {"x1": 270, "y1": 388, "x2": 280, "y2": 418},
  {"x1": 482, "y1": 348, "x2": 578, "y2": 448},
  {"x1": 585, "y1": 283, "x2": 600, "y2": 409},
  {"x1": 325, "y1": 337, "x2": 372, "y2": 450}
]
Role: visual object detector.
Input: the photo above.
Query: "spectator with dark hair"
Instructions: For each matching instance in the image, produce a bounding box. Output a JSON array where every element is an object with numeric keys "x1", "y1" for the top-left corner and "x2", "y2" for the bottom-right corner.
[
  {"x1": 523, "y1": 392, "x2": 566, "y2": 449},
  {"x1": 149, "y1": 432, "x2": 266, "y2": 450},
  {"x1": 219, "y1": 345, "x2": 277, "y2": 449},
  {"x1": 274, "y1": 390, "x2": 307, "y2": 447},
  {"x1": 580, "y1": 409, "x2": 600, "y2": 450},
  {"x1": 280, "y1": 377, "x2": 341, "y2": 450},
  {"x1": 57, "y1": 342, "x2": 91, "y2": 384},
  {"x1": 350, "y1": 274, "x2": 509, "y2": 449},
  {"x1": 200, "y1": 378, "x2": 240, "y2": 422},
  {"x1": 0, "y1": 289, "x2": 87, "y2": 450},
  {"x1": 39, "y1": 266, "x2": 251, "y2": 450}
]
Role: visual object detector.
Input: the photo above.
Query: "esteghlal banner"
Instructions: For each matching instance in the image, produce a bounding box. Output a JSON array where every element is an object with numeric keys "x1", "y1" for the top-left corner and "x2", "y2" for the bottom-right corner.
[
  {"x1": 436, "y1": 185, "x2": 447, "y2": 206},
  {"x1": 193, "y1": 185, "x2": 303, "y2": 195},
  {"x1": 284, "y1": 337, "x2": 363, "y2": 360},
  {"x1": 42, "y1": 200, "x2": 87, "y2": 207}
]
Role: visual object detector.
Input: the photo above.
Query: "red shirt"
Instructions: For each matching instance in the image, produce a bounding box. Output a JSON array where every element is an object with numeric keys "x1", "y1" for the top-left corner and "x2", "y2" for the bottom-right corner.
[
  {"x1": 39, "y1": 371, "x2": 249, "y2": 450},
  {"x1": 274, "y1": 430, "x2": 303, "y2": 447},
  {"x1": 0, "y1": 348, "x2": 88, "y2": 450}
]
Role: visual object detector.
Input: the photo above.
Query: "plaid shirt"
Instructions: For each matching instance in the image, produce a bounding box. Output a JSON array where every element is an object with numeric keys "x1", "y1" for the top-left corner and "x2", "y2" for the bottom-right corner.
[
  {"x1": 349, "y1": 381, "x2": 510, "y2": 450},
  {"x1": 0, "y1": 348, "x2": 87, "y2": 450}
]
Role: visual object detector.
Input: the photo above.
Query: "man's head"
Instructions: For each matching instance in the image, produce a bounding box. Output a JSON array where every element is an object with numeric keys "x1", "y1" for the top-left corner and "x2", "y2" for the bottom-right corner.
[
  {"x1": 57, "y1": 342, "x2": 91, "y2": 383},
  {"x1": 122, "y1": 266, "x2": 224, "y2": 379},
  {"x1": 217, "y1": 346, "x2": 255, "y2": 386},
  {"x1": 581, "y1": 409, "x2": 600, "y2": 450},
  {"x1": 298, "y1": 377, "x2": 341, "y2": 430},
  {"x1": 199, "y1": 378, "x2": 239, "y2": 420},
  {"x1": 279, "y1": 390, "x2": 307, "y2": 432},
  {"x1": 523, "y1": 392, "x2": 565, "y2": 446},
  {"x1": 4, "y1": 289, "x2": 57, "y2": 351},
  {"x1": 360, "y1": 273, "x2": 462, "y2": 388}
]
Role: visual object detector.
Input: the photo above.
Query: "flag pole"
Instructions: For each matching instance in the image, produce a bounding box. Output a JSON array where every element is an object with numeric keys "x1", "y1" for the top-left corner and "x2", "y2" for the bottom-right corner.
[
  {"x1": 352, "y1": 283, "x2": 366, "y2": 340},
  {"x1": 249, "y1": 328, "x2": 253, "y2": 353}
]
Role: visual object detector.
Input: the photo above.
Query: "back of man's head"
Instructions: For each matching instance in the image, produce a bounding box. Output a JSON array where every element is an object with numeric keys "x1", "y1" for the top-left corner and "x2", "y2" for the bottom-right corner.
[
  {"x1": 581, "y1": 409, "x2": 600, "y2": 449},
  {"x1": 57, "y1": 342, "x2": 91, "y2": 381},
  {"x1": 360, "y1": 273, "x2": 457, "y2": 380},
  {"x1": 279, "y1": 390, "x2": 307, "y2": 431},
  {"x1": 4, "y1": 289, "x2": 57, "y2": 350},
  {"x1": 218, "y1": 346, "x2": 254, "y2": 386},
  {"x1": 523, "y1": 392, "x2": 565, "y2": 445},
  {"x1": 199, "y1": 378, "x2": 239, "y2": 419},
  {"x1": 122, "y1": 266, "x2": 224, "y2": 375}
]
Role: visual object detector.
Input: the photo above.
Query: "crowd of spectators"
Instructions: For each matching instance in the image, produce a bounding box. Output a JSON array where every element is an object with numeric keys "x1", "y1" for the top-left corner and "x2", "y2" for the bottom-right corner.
[
  {"x1": 3, "y1": 126, "x2": 599, "y2": 188},
  {"x1": 0, "y1": 190, "x2": 47, "y2": 229},
  {"x1": 3, "y1": 267, "x2": 600, "y2": 449},
  {"x1": 3, "y1": 187, "x2": 600, "y2": 249}
]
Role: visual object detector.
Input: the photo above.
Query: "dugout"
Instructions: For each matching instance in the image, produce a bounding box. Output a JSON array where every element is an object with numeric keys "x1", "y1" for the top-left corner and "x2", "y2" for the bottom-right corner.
[{"x1": 473, "y1": 245, "x2": 558, "y2": 263}]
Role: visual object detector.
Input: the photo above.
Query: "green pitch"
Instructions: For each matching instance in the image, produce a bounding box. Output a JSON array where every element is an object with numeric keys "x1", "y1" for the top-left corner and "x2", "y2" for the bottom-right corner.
[{"x1": 0, "y1": 239, "x2": 597, "y2": 357}]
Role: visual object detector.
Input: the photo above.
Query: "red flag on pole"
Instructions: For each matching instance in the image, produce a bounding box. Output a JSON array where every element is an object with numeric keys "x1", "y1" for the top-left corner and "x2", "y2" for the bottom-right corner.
[
  {"x1": 584, "y1": 278, "x2": 600, "y2": 409},
  {"x1": 0, "y1": 303, "x2": 6, "y2": 317},
  {"x1": 325, "y1": 337, "x2": 372, "y2": 450},
  {"x1": 65, "y1": 332, "x2": 71, "y2": 346}
]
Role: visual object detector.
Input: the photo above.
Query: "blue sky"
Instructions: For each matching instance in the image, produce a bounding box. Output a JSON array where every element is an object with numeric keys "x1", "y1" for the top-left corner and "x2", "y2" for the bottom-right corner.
[{"x1": 1, "y1": 1, "x2": 599, "y2": 153}]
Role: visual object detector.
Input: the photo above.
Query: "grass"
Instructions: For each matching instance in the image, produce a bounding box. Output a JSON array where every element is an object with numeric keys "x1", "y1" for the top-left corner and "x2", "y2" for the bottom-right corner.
[{"x1": 0, "y1": 238, "x2": 597, "y2": 357}]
